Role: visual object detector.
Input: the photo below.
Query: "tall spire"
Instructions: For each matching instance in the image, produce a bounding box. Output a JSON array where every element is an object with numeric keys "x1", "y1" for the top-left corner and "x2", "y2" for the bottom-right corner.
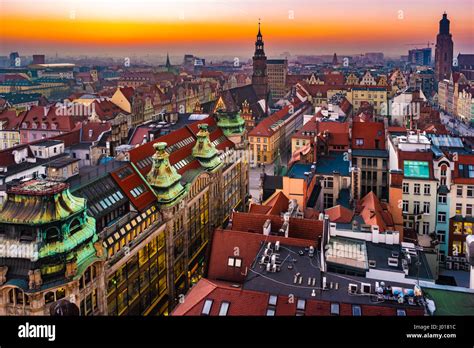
[
  {"x1": 254, "y1": 19, "x2": 265, "y2": 57},
  {"x1": 165, "y1": 53, "x2": 171, "y2": 68}
]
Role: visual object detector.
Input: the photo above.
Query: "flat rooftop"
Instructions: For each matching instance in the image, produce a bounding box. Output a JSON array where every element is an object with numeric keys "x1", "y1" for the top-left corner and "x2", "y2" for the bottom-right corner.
[
  {"x1": 242, "y1": 240, "x2": 424, "y2": 309},
  {"x1": 46, "y1": 156, "x2": 80, "y2": 169}
]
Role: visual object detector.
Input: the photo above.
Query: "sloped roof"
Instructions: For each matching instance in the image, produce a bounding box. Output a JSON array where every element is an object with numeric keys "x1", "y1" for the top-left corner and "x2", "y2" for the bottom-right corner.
[{"x1": 325, "y1": 205, "x2": 354, "y2": 223}]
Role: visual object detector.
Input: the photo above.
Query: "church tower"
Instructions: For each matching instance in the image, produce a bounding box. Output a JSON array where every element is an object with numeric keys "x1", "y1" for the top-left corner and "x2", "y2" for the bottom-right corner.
[
  {"x1": 435, "y1": 12, "x2": 453, "y2": 82},
  {"x1": 252, "y1": 20, "x2": 268, "y2": 103}
]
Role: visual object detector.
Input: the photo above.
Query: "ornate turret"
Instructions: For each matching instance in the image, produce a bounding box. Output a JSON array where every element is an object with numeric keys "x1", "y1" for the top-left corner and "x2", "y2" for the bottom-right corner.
[
  {"x1": 213, "y1": 96, "x2": 246, "y2": 137},
  {"x1": 0, "y1": 180, "x2": 103, "y2": 291},
  {"x1": 147, "y1": 142, "x2": 186, "y2": 206},
  {"x1": 192, "y1": 124, "x2": 222, "y2": 172}
]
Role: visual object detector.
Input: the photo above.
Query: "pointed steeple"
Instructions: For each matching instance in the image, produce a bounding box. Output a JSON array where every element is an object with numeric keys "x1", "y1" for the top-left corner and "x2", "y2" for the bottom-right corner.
[
  {"x1": 147, "y1": 142, "x2": 186, "y2": 206},
  {"x1": 192, "y1": 124, "x2": 222, "y2": 172},
  {"x1": 165, "y1": 53, "x2": 171, "y2": 68},
  {"x1": 254, "y1": 19, "x2": 265, "y2": 57}
]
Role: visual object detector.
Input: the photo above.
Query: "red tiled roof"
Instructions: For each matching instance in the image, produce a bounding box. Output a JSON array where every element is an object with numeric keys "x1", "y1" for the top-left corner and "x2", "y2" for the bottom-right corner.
[
  {"x1": 93, "y1": 99, "x2": 128, "y2": 120},
  {"x1": 248, "y1": 204, "x2": 272, "y2": 214},
  {"x1": 265, "y1": 191, "x2": 290, "y2": 215},
  {"x1": 128, "y1": 116, "x2": 234, "y2": 176},
  {"x1": 248, "y1": 104, "x2": 291, "y2": 137},
  {"x1": 81, "y1": 122, "x2": 111, "y2": 142},
  {"x1": 129, "y1": 127, "x2": 152, "y2": 146},
  {"x1": 119, "y1": 86, "x2": 134, "y2": 102},
  {"x1": 387, "y1": 126, "x2": 407, "y2": 133},
  {"x1": 231, "y1": 211, "x2": 324, "y2": 241},
  {"x1": 325, "y1": 205, "x2": 354, "y2": 223},
  {"x1": 351, "y1": 121, "x2": 385, "y2": 150},
  {"x1": 20, "y1": 106, "x2": 86, "y2": 131},
  {"x1": 357, "y1": 191, "x2": 394, "y2": 231},
  {"x1": 0, "y1": 109, "x2": 25, "y2": 130},
  {"x1": 452, "y1": 154, "x2": 474, "y2": 184},
  {"x1": 207, "y1": 228, "x2": 319, "y2": 283},
  {"x1": 173, "y1": 278, "x2": 424, "y2": 316},
  {"x1": 293, "y1": 118, "x2": 350, "y2": 147},
  {"x1": 110, "y1": 162, "x2": 156, "y2": 212}
]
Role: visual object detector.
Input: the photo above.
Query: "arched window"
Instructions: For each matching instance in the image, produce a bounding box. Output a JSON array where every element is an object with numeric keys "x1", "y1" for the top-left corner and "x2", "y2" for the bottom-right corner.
[
  {"x1": 45, "y1": 291, "x2": 55, "y2": 304},
  {"x1": 45, "y1": 227, "x2": 60, "y2": 243},
  {"x1": 69, "y1": 218, "x2": 81, "y2": 235}
]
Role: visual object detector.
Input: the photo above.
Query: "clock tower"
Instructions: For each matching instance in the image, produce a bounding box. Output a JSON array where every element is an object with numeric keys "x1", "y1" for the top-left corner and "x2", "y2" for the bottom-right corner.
[{"x1": 252, "y1": 20, "x2": 269, "y2": 104}]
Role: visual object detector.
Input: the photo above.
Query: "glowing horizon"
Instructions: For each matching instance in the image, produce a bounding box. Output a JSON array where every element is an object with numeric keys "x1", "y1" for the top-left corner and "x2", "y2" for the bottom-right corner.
[{"x1": 0, "y1": 0, "x2": 472, "y2": 58}]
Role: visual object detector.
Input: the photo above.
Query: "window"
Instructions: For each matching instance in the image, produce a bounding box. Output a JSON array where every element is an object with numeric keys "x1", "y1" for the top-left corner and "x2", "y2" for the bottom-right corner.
[
  {"x1": 402, "y1": 201, "x2": 409, "y2": 213},
  {"x1": 438, "y1": 212, "x2": 446, "y2": 223},
  {"x1": 218, "y1": 302, "x2": 230, "y2": 316},
  {"x1": 402, "y1": 182, "x2": 409, "y2": 194},
  {"x1": 437, "y1": 230, "x2": 446, "y2": 243},
  {"x1": 414, "y1": 184, "x2": 420, "y2": 195},
  {"x1": 423, "y1": 222, "x2": 430, "y2": 235},
  {"x1": 355, "y1": 139, "x2": 364, "y2": 146},
  {"x1": 227, "y1": 257, "x2": 242, "y2": 268},
  {"x1": 413, "y1": 201, "x2": 420, "y2": 215},
  {"x1": 130, "y1": 185, "x2": 145, "y2": 198},
  {"x1": 438, "y1": 194, "x2": 447, "y2": 204},
  {"x1": 202, "y1": 299, "x2": 213, "y2": 315},
  {"x1": 423, "y1": 184, "x2": 430, "y2": 195},
  {"x1": 457, "y1": 186, "x2": 463, "y2": 197},
  {"x1": 330, "y1": 303, "x2": 340, "y2": 315},
  {"x1": 456, "y1": 204, "x2": 462, "y2": 215},
  {"x1": 467, "y1": 204, "x2": 473, "y2": 216},
  {"x1": 468, "y1": 186, "x2": 474, "y2": 198},
  {"x1": 423, "y1": 202, "x2": 430, "y2": 214},
  {"x1": 352, "y1": 305, "x2": 362, "y2": 316},
  {"x1": 266, "y1": 308, "x2": 275, "y2": 316},
  {"x1": 268, "y1": 295, "x2": 278, "y2": 306},
  {"x1": 397, "y1": 309, "x2": 406, "y2": 316},
  {"x1": 296, "y1": 299, "x2": 306, "y2": 311},
  {"x1": 325, "y1": 177, "x2": 334, "y2": 188}
]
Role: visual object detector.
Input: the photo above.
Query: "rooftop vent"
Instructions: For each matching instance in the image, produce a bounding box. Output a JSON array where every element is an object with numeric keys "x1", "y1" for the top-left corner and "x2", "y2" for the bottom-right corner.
[{"x1": 388, "y1": 257, "x2": 399, "y2": 267}]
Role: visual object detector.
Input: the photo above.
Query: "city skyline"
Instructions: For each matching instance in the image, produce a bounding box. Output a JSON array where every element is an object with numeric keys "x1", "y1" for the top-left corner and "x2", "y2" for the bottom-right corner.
[{"x1": 1, "y1": 0, "x2": 473, "y2": 57}]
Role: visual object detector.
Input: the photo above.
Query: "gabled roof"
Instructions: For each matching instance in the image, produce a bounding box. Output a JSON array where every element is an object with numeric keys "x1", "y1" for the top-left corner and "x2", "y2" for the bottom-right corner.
[
  {"x1": 81, "y1": 122, "x2": 111, "y2": 142},
  {"x1": 325, "y1": 205, "x2": 354, "y2": 223},
  {"x1": 357, "y1": 192, "x2": 394, "y2": 231},
  {"x1": 0, "y1": 109, "x2": 25, "y2": 130}
]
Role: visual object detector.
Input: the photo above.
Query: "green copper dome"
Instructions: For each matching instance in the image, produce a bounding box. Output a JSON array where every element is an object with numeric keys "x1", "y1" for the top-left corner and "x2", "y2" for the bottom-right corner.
[
  {"x1": 147, "y1": 142, "x2": 186, "y2": 206},
  {"x1": 192, "y1": 124, "x2": 222, "y2": 172},
  {"x1": 216, "y1": 110, "x2": 246, "y2": 137}
]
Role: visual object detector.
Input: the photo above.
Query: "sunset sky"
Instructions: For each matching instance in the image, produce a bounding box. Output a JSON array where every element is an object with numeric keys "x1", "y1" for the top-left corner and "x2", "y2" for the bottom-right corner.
[{"x1": 0, "y1": 0, "x2": 472, "y2": 58}]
